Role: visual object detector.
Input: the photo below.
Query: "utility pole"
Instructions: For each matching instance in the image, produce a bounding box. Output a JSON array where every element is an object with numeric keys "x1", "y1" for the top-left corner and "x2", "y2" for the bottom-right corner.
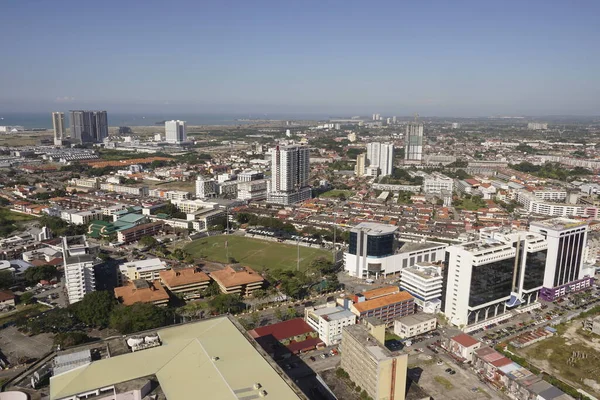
[
  {"x1": 332, "y1": 221, "x2": 336, "y2": 264},
  {"x1": 225, "y1": 207, "x2": 230, "y2": 262},
  {"x1": 297, "y1": 238, "x2": 300, "y2": 272}
]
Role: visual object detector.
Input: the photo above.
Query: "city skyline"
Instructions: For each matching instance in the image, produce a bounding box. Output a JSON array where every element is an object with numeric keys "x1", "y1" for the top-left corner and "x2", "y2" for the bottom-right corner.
[{"x1": 1, "y1": 1, "x2": 599, "y2": 116}]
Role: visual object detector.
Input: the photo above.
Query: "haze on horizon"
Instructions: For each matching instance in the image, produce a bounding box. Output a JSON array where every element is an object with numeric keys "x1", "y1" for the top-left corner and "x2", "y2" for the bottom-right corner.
[{"x1": 1, "y1": 0, "x2": 599, "y2": 117}]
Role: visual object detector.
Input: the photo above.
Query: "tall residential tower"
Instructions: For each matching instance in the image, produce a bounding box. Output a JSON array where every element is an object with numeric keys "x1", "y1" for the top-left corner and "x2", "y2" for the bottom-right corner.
[
  {"x1": 69, "y1": 110, "x2": 108, "y2": 143},
  {"x1": 52, "y1": 112, "x2": 65, "y2": 146},
  {"x1": 267, "y1": 144, "x2": 311, "y2": 205},
  {"x1": 165, "y1": 120, "x2": 187, "y2": 144},
  {"x1": 405, "y1": 122, "x2": 423, "y2": 162},
  {"x1": 366, "y1": 142, "x2": 394, "y2": 177}
]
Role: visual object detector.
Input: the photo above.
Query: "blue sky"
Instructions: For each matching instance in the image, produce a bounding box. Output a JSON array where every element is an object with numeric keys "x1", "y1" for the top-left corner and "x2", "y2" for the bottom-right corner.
[{"x1": 1, "y1": 0, "x2": 599, "y2": 116}]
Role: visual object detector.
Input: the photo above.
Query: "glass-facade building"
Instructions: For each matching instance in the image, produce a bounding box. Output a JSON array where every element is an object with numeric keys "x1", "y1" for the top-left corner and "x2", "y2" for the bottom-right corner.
[{"x1": 349, "y1": 231, "x2": 394, "y2": 258}]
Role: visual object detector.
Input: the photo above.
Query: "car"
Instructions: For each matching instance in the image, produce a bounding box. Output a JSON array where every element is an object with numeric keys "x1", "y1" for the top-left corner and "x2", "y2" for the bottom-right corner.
[
  {"x1": 309, "y1": 356, "x2": 316, "y2": 362},
  {"x1": 450, "y1": 370, "x2": 456, "y2": 375},
  {"x1": 445, "y1": 368, "x2": 452, "y2": 373},
  {"x1": 320, "y1": 354, "x2": 326, "y2": 359}
]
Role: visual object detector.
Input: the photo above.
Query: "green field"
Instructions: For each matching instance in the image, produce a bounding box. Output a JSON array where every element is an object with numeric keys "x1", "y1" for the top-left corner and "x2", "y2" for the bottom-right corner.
[
  {"x1": 319, "y1": 190, "x2": 354, "y2": 198},
  {"x1": 184, "y1": 235, "x2": 331, "y2": 271},
  {"x1": 0, "y1": 208, "x2": 37, "y2": 222}
]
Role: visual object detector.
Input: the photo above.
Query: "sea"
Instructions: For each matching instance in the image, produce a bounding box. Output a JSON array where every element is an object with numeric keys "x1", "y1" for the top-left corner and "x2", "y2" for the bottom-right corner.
[{"x1": 0, "y1": 112, "x2": 333, "y2": 129}]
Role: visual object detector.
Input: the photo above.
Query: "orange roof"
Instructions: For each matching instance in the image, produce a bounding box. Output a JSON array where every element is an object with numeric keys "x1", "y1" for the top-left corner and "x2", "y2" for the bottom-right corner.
[
  {"x1": 361, "y1": 286, "x2": 399, "y2": 300},
  {"x1": 114, "y1": 280, "x2": 170, "y2": 306},
  {"x1": 353, "y1": 291, "x2": 414, "y2": 313},
  {"x1": 210, "y1": 265, "x2": 264, "y2": 288},
  {"x1": 160, "y1": 267, "x2": 210, "y2": 288},
  {"x1": 451, "y1": 333, "x2": 479, "y2": 348}
]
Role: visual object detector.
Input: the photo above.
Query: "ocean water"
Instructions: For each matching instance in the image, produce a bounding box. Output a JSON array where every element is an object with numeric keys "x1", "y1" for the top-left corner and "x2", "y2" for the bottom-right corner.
[{"x1": 0, "y1": 112, "x2": 332, "y2": 129}]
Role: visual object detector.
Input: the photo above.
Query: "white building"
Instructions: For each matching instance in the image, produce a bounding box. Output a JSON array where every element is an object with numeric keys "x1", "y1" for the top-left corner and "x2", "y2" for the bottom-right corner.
[
  {"x1": 61, "y1": 209, "x2": 104, "y2": 225},
  {"x1": 100, "y1": 183, "x2": 149, "y2": 197},
  {"x1": 400, "y1": 262, "x2": 443, "y2": 313},
  {"x1": 366, "y1": 142, "x2": 394, "y2": 177},
  {"x1": 422, "y1": 172, "x2": 454, "y2": 194},
  {"x1": 527, "y1": 122, "x2": 548, "y2": 130},
  {"x1": 394, "y1": 313, "x2": 437, "y2": 339},
  {"x1": 52, "y1": 112, "x2": 65, "y2": 146},
  {"x1": 304, "y1": 302, "x2": 356, "y2": 346},
  {"x1": 196, "y1": 177, "x2": 217, "y2": 199},
  {"x1": 118, "y1": 258, "x2": 168, "y2": 285},
  {"x1": 237, "y1": 170, "x2": 264, "y2": 182},
  {"x1": 516, "y1": 190, "x2": 598, "y2": 218},
  {"x1": 405, "y1": 122, "x2": 424, "y2": 162},
  {"x1": 62, "y1": 236, "x2": 100, "y2": 304},
  {"x1": 148, "y1": 189, "x2": 191, "y2": 201},
  {"x1": 343, "y1": 222, "x2": 447, "y2": 279},
  {"x1": 267, "y1": 144, "x2": 311, "y2": 205},
  {"x1": 165, "y1": 120, "x2": 187, "y2": 144},
  {"x1": 237, "y1": 179, "x2": 268, "y2": 201},
  {"x1": 355, "y1": 153, "x2": 366, "y2": 177}
]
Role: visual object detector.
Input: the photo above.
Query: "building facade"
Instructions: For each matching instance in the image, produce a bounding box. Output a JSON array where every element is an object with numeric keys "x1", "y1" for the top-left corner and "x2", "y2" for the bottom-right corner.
[
  {"x1": 405, "y1": 122, "x2": 423, "y2": 162},
  {"x1": 165, "y1": 120, "x2": 187, "y2": 144},
  {"x1": 69, "y1": 110, "x2": 108, "y2": 143},
  {"x1": 399, "y1": 262, "x2": 443, "y2": 313},
  {"x1": 366, "y1": 142, "x2": 394, "y2": 177},
  {"x1": 62, "y1": 236, "x2": 101, "y2": 304},
  {"x1": 52, "y1": 112, "x2": 65, "y2": 146},
  {"x1": 267, "y1": 144, "x2": 311, "y2": 205},
  {"x1": 393, "y1": 313, "x2": 437, "y2": 339},
  {"x1": 304, "y1": 303, "x2": 356, "y2": 346},
  {"x1": 196, "y1": 177, "x2": 217, "y2": 199}
]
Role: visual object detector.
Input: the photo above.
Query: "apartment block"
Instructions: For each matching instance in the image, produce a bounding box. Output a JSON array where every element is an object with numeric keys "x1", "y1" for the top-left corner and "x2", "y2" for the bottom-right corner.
[
  {"x1": 304, "y1": 302, "x2": 356, "y2": 346},
  {"x1": 118, "y1": 258, "x2": 168, "y2": 284},
  {"x1": 117, "y1": 222, "x2": 163, "y2": 244}
]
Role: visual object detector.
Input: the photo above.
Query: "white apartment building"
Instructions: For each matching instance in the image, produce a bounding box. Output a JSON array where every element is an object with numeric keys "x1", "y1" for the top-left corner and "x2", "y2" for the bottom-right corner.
[
  {"x1": 405, "y1": 122, "x2": 423, "y2": 162},
  {"x1": 196, "y1": 177, "x2": 217, "y2": 199},
  {"x1": 148, "y1": 189, "x2": 192, "y2": 201},
  {"x1": 52, "y1": 112, "x2": 65, "y2": 146},
  {"x1": 394, "y1": 313, "x2": 437, "y2": 339},
  {"x1": 527, "y1": 122, "x2": 548, "y2": 130},
  {"x1": 172, "y1": 199, "x2": 218, "y2": 214},
  {"x1": 62, "y1": 236, "x2": 100, "y2": 304},
  {"x1": 165, "y1": 120, "x2": 187, "y2": 144},
  {"x1": 422, "y1": 172, "x2": 454, "y2": 194},
  {"x1": 354, "y1": 153, "x2": 366, "y2": 177},
  {"x1": 118, "y1": 258, "x2": 168, "y2": 285},
  {"x1": 267, "y1": 144, "x2": 311, "y2": 205},
  {"x1": 61, "y1": 209, "x2": 104, "y2": 225},
  {"x1": 400, "y1": 262, "x2": 443, "y2": 313},
  {"x1": 70, "y1": 178, "x2": 100, "y2": 190},
  {"x1": 237, "y1": 170, "x2": 264, "y2": 182},
  {"x1": 516, "y1": 190, "x2": 598, "y2": 218},
  {"x1": 366, "y1": 142, "x2": 394, "y2": 177},
  {"x1": 237, "y1": 179, "x2": 268, "y2": 201},
  {"x1": 100, "y1": 183, "x2": 149, "y2": 197},
  {"x1": 305, "y1": 303, "x2": 356, "y2": 346}
]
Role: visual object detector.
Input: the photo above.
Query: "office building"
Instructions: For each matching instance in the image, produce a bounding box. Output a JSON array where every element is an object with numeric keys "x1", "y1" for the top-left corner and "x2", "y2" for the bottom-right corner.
[
  {"x1": 52, "y1": 112, "x2": 65, "y2": 146},
  {"x1": 344, "y1": 222, "x2": 447, "y2": 279},
  {"x1": 159, "y1": 267, "x2": 211, "y2": 296},
  {"x1": 267, "y1": 144, "x2": 311, "y2": 205},
  {"x1": 355, "y1": 153, "x2": 366, "y2": 177},
  {"x1": 393, "y1": 313, "x2": 437, "y2": 339},
  {"x1": 237, "y1": 169, "x2": 264, "y2": 182},
  {"x1": 529, "y1": 218, "x2": 593, "y2": 301},
  {"x1": 304, "y1": 302, "x2": 356, "y2": 345},
  {"x1": 366, "y1": 142, "x2": 394, "y2": 177},
  {"x1": 405, "y1": 122, "x2": 423, "y2": 162},
  {"x1": 210, "y1": 265, "x2": 265, "y2": 296},
  {"x1": 422, "y1": 172, "x2": 454, "y2": 194},
  {"x1": 165, "y1": 120, "x2": 187, "y2": 144},
  {"x1": 114, "y1": 279, "x2": 170, "y2": 306},
  {"x1": 341, "y1": 319, "x2": 408, "y2": 400},
  {"x1": 348, "y1": 286, "x2": 415, "y2": 324},
  {"x1": 400, "y1": 262, "x2": 443, "y2": 313},
  {"x1": 69, "y1": 110, "x2": 108, "y2": 143},
  {"x1": 195, "y1": 176, "x2": 217, "y2": 199},
  {"x1": 62, "y1": 236, "x2": 101, "y2": 304},
  {"x1": 237, "y1": 179, "x2": 268, "y2": 201},
  {"x1": 451, "y1": 122, "x2": 460, "y2": 129},
  {"x1": 118, "y1": 258, "x2": 168, "y2": 285},
  {"x1": 50, "y1": 316, "x2": 304, "y2": 400},
  {"x1": 117, "y1": 221, "x2": 163, "y2": 244},
  {"x1": 443, "y1": 228, "x2": 548, "y2": 331}
]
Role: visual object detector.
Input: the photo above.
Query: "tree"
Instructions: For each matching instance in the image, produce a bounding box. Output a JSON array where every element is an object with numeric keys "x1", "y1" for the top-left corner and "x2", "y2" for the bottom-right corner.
[
  {"x1": 250, "y1": 311, "x2": 260, "y2": 327},
  {"x1": 0, "y1": 271, "x2": 14, "y2": 290},
  {"x1": 286, "y1": 307, "x2": 298, "y2": 320},
  {"x1": 139, "y1": 236, "x2": 159, "y2": 249},
  {"x1": 23, "y1": 265, "x2": 58, "y2": 284},
  {"x1": 209, "y1": 294, "x2": 244, "y2": 314},
  {"x1": 274, "y1": 307, "x2": 284, "y2": 321},
  {"x1": 54, "y1": 332, "x2": 91, "y2": 348},
  {"x1": 73, "y1": 291, "x2": 117, "y2": 328},
  {"x1": 206, "y1": 281, "x2": 221, "y2": 297},
  {"x1": 19, "y1": 292, "x2": 35, "y2": 305},
  {"x1": 109, "y1": 303, "x2": 171, "y2": 334},
  {"x1": 252, "y1": 289, "x2": 267, "y2": 300}
]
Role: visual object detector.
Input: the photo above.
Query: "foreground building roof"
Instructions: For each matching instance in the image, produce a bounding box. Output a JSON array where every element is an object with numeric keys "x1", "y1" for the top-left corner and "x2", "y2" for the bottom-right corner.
[{"x1": 50, "y1": 316, "x2": 303, "y2": 400}]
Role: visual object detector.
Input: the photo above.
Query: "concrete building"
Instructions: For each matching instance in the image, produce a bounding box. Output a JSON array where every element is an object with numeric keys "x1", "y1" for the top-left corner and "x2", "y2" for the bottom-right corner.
[
  {"x1": 340, "y1": 319, "x2": 408, "y2": 400},
  {"x1": 148, "y1": 189, "x2": 191, "y2": 201},
  {"x1": 355, "y1": 153, "x2": 366, "y2": 177},
  {"x1": 100, "y1": 183, "x2": 149, "y2": 197},
  {"x1": 366, "y1": 142, "x2": 394, "y2": 177},
  {"x1": 349, "y1": 286, "x2": 415, "y2": 324},
  {"x1": 52, "y1": 112, "x2": 65, "y2": 146},
  {"x1": 117, "y1": 221, "x2": 163, "y2": 244},
  {"x1": 159, "y1": 267, "x2": 211, "y2": 296},
  {"x1": 69, "y1": 110, "x2": 108, "y2": 143},
  {"x1": 165, "y1": 120, "x2": 187, "y2": 144},
  {"x1": 196, "y1": 176, "x2": 217, "y2": 199},
  {"x1": 304, "y1": 302, "x2": 356, "y2": 346},
  {"x1": 529, "y1": 218, "x2": 593, "y2": 301},
  {"x1": 237, "y1": 169, "x2": 264, "y2": 182},
  {"x1": 393, "y1": 313, "x2": 437, "y2": 339},
  {"x1": 114, "y1": 279, "x2": 170, "y2": 306},
  {"x1": 50, "y1": 316, "x2": 304, "y2": 400},
  {"x1": 515, "y1": 190, "x2": 598, "y2": 218},
  {"x1": 447, "y1": 333, "x2": 481, "y2": 362},
  {"x1": 62, "y1": 236, "x2": 101, "y2": 304},
  {"x1": 422, "y1": 172, "x2": 454, "y2": 194},
  {"x1": 583, "y1": 315, "x2": 600, "y2": 336},
  {"x1": 118, "y1": 258, "x2": 168, "y2": 285},
  {"x1": 399, "y1": 262, "x2": 443, "y2": 313},
  {"x1": 267, "y1": 144, "x2": 311, "y2": 205},
  {"x1": 237, "y1": 179, "x2": 268, "y2": 201},
  {"x1": 210, "y1": 265, "x2": 265, "y2": 296},
  {"x1": 405, "y1": 122, "x2": 423, "y2": 162},
  {"x1": 527, "y1": 122, "x2": 548, "y2": 130},
  {"x1": 344, "y1": 222, "x2": 447, "y2": 279}
]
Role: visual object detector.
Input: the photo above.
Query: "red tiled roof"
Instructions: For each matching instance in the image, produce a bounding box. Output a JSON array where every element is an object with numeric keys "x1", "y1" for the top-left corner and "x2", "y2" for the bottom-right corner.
[
  {"x1": 451, "y1": 333, "x2": 479, "y2": 348},
  {"x1": 286, "y1": 337, "x2": 323, "y2": 354},
  {"x1": 0, "y1": 291, "x2": 15, "y2": 302},
  {"x1": 249, "y1": 318, "x2": 315, "y2": 341},
  {"x1": 491, "y1": 357, "x2": 513, "y2": 368}
]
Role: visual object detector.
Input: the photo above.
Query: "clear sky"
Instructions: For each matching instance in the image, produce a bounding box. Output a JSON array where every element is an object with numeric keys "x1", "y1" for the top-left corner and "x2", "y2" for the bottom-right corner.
[{"x1": 1, "y1": 0, "x2": 599, "y2": 116}]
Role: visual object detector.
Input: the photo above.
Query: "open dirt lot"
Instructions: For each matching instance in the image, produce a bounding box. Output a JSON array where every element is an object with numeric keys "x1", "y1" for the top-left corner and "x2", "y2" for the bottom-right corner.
[{"x1": 0, "y1": 326, "x2": 53, "y2": 365}]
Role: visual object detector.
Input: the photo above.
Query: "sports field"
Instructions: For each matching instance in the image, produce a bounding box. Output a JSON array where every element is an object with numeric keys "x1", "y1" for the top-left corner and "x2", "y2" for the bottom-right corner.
[{"x1": 184, "y1": 235, "x2": 331, "y2": 271}]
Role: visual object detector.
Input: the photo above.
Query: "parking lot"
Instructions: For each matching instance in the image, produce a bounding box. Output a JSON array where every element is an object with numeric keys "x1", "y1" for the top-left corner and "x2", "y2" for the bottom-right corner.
[{"x1": 0, "y1": 326, "x2": 53, "y2": 365}]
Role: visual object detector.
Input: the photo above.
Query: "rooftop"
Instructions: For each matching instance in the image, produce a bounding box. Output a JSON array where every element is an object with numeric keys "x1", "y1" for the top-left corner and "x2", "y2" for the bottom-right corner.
[
  {"x1": 249, "y1": 318, "x2": 315, "y2": 341},
  {"x1": 210, "y1": 265, "x2": 264, "y2": 288},
  {"x1": 114, "y1": 280, "x2": 170, "y2": 306},
  {"x1": 351, "y1": 222, "x2": 397, "y2": 235},
  {"x1": 398, "y1": 241, "x2": 446, "y2": 254},
  {"x1": 353, "y1": 291, "x2": 414, "y2": 314},
  {"x1": 360, "y1": 286, "x2": 399, "y2": 300},
  {"x1": 530, "y1": 217, "x2": 587, "y2": 231},
  {"x1": 343, "y1": 324, "x2": 398, "y2": 362},
  {"x1": 121, "y1": 258, "x2": 167, "y2": 272},
  {"x1": 395, "y1": 313, "x2": 436, "y2": 327},
  {"x1": 50, "y1": 316, "x2": 302, "y2": 400},
  {"x1": 159, "y1": 267, "x2": 210, "y2": 288},
  {"x1": 451, "y1": 333, "x2": 480, "y2": 348}
]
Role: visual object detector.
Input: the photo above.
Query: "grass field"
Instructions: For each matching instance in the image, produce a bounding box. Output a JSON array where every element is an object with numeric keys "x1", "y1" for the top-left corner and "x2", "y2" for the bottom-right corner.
[
  {"x1": 0, "y1": 208, "x2": 37, "y2": 222},
  {"x1": 184, "y1": 235, "x2": 331, "y2": 271},
  {"x1": 319, "y1": 190, "x2": 354, "y2": 198}
]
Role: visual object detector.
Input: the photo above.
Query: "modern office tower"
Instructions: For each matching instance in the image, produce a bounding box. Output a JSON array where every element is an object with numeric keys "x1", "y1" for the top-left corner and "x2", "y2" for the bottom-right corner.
[
  {"x1": 341, "y1": 319, "x2": 408, "y2": 400},
  {"x1": 62, "y1": 235, "x2": 101, "y2": 304},
  {"x1": 267, "y1": 144, "x2": 311, "y2": 205},
  {"x1": 165, "y1": 120, "x2": 187, "y2": 144},
  {"x1": 355, "y1": 153, "x2": 366, "y2": 177},
  {"x1": 195, "y1": 176, "x2": 217, "y2": 199},
  {"x1": 52, "y1": 112, "x2": 65, "y2": 146},
  {"x1": 529, "y1": 218, "x2": 593, "y2": 301},
  {"x1": 527, "y1": 122, "x2": 548, "y2": 130},
  {"x1": 366, "y1": 142, "x2": 394, "y2": 177},
  {"x1": 443, "y1": 228, "x2": 548, "y2": 331},
  {"x1": 69, "y1": 110, "x2": 108, "y2": 143},
  {"x1": 404, "y1": 122, "x2": 424, "y2": 162}
]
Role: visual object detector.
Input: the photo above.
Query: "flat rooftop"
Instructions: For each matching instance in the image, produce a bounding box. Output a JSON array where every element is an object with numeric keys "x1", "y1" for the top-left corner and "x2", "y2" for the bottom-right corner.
[
  {"x1": 398, "y1": 241, "x2": 445, "y2": 253},
  {"x1": 396, "y1": 313, "x2": 436, "y2": 327},
  {"x1": 343, "y1": 324, "x2": 397, "y2": 362},
  {"x1": 530, "y1": 217, "x2": 587, "y2": 230},
  {"x1": 351, "y1": 222, "x2": 397, "y2": 235},
  {"x1": 50, "y1": 316, "x2": 302, "y2": 400}
]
